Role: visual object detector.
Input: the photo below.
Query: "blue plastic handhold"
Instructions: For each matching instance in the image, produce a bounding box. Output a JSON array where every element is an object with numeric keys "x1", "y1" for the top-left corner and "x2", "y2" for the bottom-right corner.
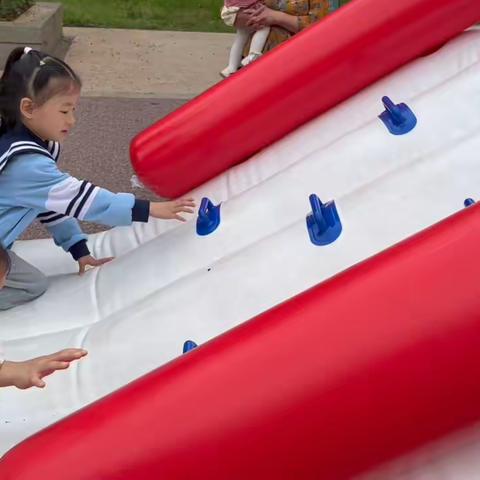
[
  {"x1": 183, "y1": 340, "x2": 198, "y2": 353},
  {"x1": 464, "y1": 198, "x2": 475, "y2": 207},
  {"x1": 306, "y1": 194, "x2": 342, "y2": 246},
  {"x1": 379, "y1": 96, "x2": 417, "y2": 135},
  {"x1": 196, "y1": 197, "x2": 221, "y2": 236}
]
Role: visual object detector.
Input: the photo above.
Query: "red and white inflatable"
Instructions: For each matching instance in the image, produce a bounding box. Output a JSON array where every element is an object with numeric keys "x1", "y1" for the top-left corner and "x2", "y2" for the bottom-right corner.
[
  {"x1": 4, "y1": 204, "x2": 480, "y2": 480},
  {"x1": 1, "y1": 0, "x2": 480, "y2": 478},
  {"x1": 131, "y1": 0, "x2": 480, "y2": 197}
]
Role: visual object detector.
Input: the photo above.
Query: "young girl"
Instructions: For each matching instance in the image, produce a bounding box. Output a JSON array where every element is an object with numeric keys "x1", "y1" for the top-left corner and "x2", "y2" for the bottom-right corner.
[
  {"x1": 0, "y1": 245, "x2": 87, "y2": 389},
  {"x1": 0, "y1": 46, "x2": 195, "y2": 310},
  {"x1": 221, "y1": 0, "x2": 270, "y2": 77}
]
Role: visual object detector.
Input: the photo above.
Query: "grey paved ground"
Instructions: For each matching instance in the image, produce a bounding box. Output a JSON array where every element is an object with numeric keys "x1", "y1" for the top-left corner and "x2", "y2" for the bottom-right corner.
[
  {"x1": 64, "y1": 27, "x2": 233, "y2": 98},
  {"x1": 21, "y1": 96, "x2": 187, "y2": 240}
]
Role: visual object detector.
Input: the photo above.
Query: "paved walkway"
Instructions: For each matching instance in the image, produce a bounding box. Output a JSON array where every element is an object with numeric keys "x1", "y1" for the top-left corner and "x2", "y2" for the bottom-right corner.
[{"x1": 64, "y1": 27, "x2": 235, "y2": 99}]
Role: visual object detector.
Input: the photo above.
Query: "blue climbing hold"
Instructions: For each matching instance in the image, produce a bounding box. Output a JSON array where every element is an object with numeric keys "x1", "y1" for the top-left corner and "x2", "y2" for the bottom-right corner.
[
  {"x1": 306, "y1": 194, "x2": 342, "y2": 246},
  {"x1": 196, "y1": 197, "x2": 221, "y2": 236},
  {"x1": 464, "y1": 198, "x2": 475, "y2": 207},
  {"x1": 379, "y1": 96, "x2": 417, "y2": 135},
  {"x1": 183, "y1": 340, "x2": 198, "y2": 353}
]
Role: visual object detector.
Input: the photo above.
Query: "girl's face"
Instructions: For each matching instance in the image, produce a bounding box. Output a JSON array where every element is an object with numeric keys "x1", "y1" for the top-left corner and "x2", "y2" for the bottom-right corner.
[
  {"x1": 20, "y1": 84, "x2": 81, "y2": 143},
  {"x1": 0, "y1": 272, "x2": 6, "y2": 289}
]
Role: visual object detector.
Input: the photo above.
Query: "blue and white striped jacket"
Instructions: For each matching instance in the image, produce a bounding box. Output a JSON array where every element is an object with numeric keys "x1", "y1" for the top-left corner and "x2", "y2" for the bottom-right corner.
[{"x1": 0, "y1": 125, "x2": 150, "y2": 259}]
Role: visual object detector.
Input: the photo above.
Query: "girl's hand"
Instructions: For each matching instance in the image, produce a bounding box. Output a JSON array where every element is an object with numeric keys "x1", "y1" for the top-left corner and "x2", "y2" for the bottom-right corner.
[
  {"x1": 0, "y1": 349, "x2": 88, "y2": 389},
  {"x1": 150, "y1": 198, "x2": 196, "y2": 222},
  {"x1": 78, "y1": 255, "x2": 114, "y2": 275}
]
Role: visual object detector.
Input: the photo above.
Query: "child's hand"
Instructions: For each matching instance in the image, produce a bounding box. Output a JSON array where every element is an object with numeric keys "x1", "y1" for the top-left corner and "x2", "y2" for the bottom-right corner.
[
  {"x1": 78, "y1": 255, "x2": 114, "y2": 275},
  {"x1": 0, "y1": 349, "x2": 88, "y2": 389},
  {"x1": 150, "y1": 198, "x2": 196, "y2": 222}
]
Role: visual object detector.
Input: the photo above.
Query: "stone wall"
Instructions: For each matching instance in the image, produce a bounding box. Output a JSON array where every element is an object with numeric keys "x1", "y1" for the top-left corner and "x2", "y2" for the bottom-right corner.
[{"x1": 0, "y1": 2, "x2": 63, "y2": 66}]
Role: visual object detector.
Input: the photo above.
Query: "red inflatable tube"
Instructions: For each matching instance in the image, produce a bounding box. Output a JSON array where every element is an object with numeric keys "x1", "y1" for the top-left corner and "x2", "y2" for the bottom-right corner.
[
  {"x1": 130, "y1": 0, "x2": 480, "y2": 198},
  {"x1": 3, "y1": 204, "x2": 480, "y2": 479}
]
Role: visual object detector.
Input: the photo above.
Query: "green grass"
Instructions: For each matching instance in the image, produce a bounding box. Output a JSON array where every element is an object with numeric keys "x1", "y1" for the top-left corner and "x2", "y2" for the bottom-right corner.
[
  {"x1": 47, "y1": 0, "x2": 231, "y2": 33},
  {"x1": 46, "y1": 0, "x2": 353, "y2": 32},
  {"x1": 0, "y1": 0, "x2": 33, "y2": 20}
]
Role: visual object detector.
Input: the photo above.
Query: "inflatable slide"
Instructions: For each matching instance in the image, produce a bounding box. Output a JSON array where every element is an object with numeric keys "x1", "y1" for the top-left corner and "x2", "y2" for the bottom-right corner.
[{"x1": 1, "y1": 0, "x2": 480, "y2": 478}]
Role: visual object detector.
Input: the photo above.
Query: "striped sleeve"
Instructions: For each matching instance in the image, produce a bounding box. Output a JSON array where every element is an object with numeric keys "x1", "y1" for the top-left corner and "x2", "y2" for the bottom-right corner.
[
  {"x1": 9, "y1": 154, "x2": 150, "y2": 227},
  {"x1": 37, "y1": 211, "x2": 71, "y2": 227},
  {"x1": 38, "y1": 212, "x2": 89, "y2": 260},
  {"x1": 46, "y1": 177, "x2": 102, "y2": 221}
]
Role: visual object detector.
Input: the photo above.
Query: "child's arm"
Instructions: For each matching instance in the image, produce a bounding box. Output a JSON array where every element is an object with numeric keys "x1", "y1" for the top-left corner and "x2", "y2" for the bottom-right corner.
[
  {"x1": 38, "y1": 202, "x2": 196, "y2": 274},
  {"x1": 37, "y1": 212, "x2": 90, "y2": 260},
  {"x1": 7, "y1": 154, "x2": 194, "y2": 269},
  {"x1": 38, "y1": 213, "x2": 114, "y2": 273},
  {"x1": 9, "y1": 154, "x2": 195, "y2": 228},
  {"x1": 0, "y1": 349, "x2": 87, "y2": 389}
]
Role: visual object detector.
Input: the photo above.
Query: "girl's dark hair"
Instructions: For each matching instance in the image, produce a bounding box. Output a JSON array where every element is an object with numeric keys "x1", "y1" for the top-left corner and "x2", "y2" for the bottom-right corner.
[
  {"x1": 0, "y1": 47, "x2": 81, "y2": 135},
  {"x1": 0, "y1": 244, "x2": 11, "y2": 278}
]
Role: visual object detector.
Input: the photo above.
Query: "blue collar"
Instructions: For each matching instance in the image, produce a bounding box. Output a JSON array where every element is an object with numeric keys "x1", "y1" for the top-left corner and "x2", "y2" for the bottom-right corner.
[{"x1": 0, "y1": 124, "x2": 60, "y2": 173}]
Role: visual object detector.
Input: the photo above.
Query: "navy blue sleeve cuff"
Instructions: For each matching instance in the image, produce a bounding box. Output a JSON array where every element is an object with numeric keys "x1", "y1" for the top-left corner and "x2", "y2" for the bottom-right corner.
[
  {"x1": 132, "y1": 199, "x2": 150, "y2": 223},
  {"x1": 69, "y1": 240, "x2": 90, "y2": 260}
]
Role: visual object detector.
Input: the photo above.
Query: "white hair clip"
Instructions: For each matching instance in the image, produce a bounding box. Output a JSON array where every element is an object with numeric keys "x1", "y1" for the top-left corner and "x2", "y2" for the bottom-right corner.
[
  {"x1": 23, "y1": 47, "x2": 32, "y2": 55},
  {"x1": 39, "y1": 60, "x2": 46, "y2": 66}
]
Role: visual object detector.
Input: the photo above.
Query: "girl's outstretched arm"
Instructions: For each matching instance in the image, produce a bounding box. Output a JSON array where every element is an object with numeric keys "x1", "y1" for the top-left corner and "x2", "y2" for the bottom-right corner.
[{"x1": 0, "y1": 349, "x2": 88, "y2": 389}]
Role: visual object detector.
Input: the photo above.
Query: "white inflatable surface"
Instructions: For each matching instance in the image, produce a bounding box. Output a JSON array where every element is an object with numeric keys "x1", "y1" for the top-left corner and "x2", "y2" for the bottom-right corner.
[{"x1": 1, "y1": 29, "x2": 480, "y2": 478}]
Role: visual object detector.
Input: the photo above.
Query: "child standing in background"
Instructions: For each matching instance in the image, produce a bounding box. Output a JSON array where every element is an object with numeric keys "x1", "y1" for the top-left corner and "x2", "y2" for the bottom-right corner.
[{"x1": 221, "y1": 0, "x2": 270, "y2": 77}]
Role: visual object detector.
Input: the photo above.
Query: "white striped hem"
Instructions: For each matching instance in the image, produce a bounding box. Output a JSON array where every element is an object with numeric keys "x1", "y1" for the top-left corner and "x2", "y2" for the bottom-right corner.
[{"x1": 0, "y1": 142, "x2": 52, "y2": 171}]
